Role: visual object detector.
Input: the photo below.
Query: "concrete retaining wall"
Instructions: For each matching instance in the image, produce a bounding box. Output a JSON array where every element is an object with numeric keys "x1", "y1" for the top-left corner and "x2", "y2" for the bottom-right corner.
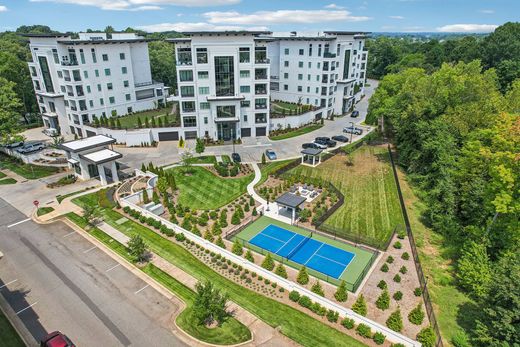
[{"x1": 269, "y1": 108, "x2": 324, "y2": 131}]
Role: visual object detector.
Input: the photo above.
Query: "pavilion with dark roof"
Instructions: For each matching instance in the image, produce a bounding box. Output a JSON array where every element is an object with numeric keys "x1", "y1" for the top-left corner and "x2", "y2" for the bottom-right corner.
[
  {"x1": 301, "y1": 148, "x2": 323, "y2": 167},
  {"x1": 274, "y1": 192, "x2": 307, "y2": 224}
]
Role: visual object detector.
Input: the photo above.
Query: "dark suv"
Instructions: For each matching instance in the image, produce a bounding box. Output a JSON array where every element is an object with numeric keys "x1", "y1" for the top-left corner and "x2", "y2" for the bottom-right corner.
[
  {"x1": 314, "y1": 137, "x2": 337, "y2": 148},
  {"x1": 302, "y1": 143, "x2": 320, "y2": 149}
]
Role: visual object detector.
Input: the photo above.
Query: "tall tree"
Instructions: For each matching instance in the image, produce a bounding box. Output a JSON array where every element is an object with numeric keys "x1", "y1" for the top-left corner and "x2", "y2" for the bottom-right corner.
[{"x1": 0, "y1": 77, "x2": 22, "y2": 142}]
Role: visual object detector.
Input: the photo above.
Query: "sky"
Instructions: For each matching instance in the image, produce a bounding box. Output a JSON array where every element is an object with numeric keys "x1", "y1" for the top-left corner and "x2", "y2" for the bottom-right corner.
[{"x1": 0, "y1": 0, "x2": 517, "y2": 34}]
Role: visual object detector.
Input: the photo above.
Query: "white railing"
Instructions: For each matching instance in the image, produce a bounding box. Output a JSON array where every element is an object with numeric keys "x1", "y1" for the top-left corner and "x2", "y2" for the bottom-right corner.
[{"x1": 120, "y1": 188, "x2": 420, "y2": 347}]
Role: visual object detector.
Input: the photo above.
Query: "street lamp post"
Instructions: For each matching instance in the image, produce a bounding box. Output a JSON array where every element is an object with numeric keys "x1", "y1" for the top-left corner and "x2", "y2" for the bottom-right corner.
[{"x1": 349, "y1": 121, "x2": 354, "y2": 143}]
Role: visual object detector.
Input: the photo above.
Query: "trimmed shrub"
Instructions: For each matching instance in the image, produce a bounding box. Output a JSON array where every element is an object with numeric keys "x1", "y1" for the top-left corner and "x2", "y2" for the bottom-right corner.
[
  {"x1": 231, "y1": 239, "x2": 243, "y2": 256},
  {"x1": 297, "y1": 295, "x2": 312, "y2": 309},
  {"x1": 356, "y1": 323, "x2": 372, "y2": 338},
  {"x1": 341, "y1": 318, "x2": 355, "y2": 330},
  {"x1": 245, "y1": 249, "x2": 254, "y2": 262},
  {"x1": 417, "y1": 326, "x2": 436, "y2": 347},
  {"x1": 373, "y1": 332, "x2": 386, "y2": 345},
  {"x1": 334, "y1": 280, "x2": 348, "y2": 302},
  {"x1": 399, "y1": 265, "x2": 408, "y2": 274},
  {"x1": 326, "y1": 310, "x2": 339, "y2": 323},
  {"x1": 402, "y1": 252, "x2": 410, "y2": 260},
  {"x1": 377, "y1": 280, "x2": 387, "y2": 290},
  {"x1": 393, "y1": 291, "x2": 403, "y2": 301},
  {"x1": 414, "y1": 287, "x2": 422, "y2": 296},
  {"x1": 352, "y1": 294, "x2": 367, "y2": 316},
  {"x1": 397, "y1": 230, "x2": 406, "y2": 239},
  {"x1": 274, "y1": 263, "x2": 288, "y2": 279},
  {"x1": 289, "y1": 290, "x2": 300, "y2": 302},
  {"x1": 386, "y1": 255, "x2": 394, "y2": 264},
  {"x1": 392, "y1": 344, "x2": 406, "y2": 347},
  {"x1": 310, "y1": 280, "x2": 324, "y2": 297},
  {"x1": 393, "y1": 274, "x2": 401, "y2": 283},
  {"x1": 393, "y1": 241, "x2": 402, "y2": 249},
  {"x1": 381, "y1": 263, "x2": 389, "y2": 272},
  {"x1": 376, "y1": 289, "x2": 390, "y2": 310},
  {"x1": 215, "y1": 236, "x2": 226, "y2": 249},
  {"x1": 451, "y1": 331, "x2": 470, "y2": 347},
  {"x1": 297, "y1": 266, "x2": 309, "y2": 285},
  {"x1": 386, "y1": 308, "x2": 403, "y2": 332},
  {"x1": 261, "y1": 253, "x2": 275, "y2": 270},
  {"x1": 408, "y1": 303, "x2": 425, "y2": 325}
]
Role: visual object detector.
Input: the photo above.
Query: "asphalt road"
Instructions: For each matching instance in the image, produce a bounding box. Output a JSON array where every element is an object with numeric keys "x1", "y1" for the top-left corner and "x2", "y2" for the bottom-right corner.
[{"x1": 0, "y1": 198, "x2": 186, "y2": 347}]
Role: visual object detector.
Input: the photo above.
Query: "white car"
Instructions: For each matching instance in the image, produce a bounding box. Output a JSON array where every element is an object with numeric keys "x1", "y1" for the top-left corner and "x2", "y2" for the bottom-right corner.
[
  {"x1": 43, "y1": 128, "x2": 59, "y2": 137},
  {"x1": 16, "y1": 142, "x2": 45, "y2": 154},
  {"x1": 312, "y1": 142, "x2": 328, "y2": 149}
]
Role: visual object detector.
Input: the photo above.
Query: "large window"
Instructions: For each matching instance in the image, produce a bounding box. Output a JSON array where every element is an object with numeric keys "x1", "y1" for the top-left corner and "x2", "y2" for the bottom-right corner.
[
  {"x1": 240, "y1": 70, "x2": 250, "y2": 78},
  {"x1": 198, "y1": 71, "x2": 209, "y2": 79},
  {"x1": 183, "y1": 116, "x2": 197, "y2": 127},
  {"x1": 200, "y1": 102, "x2": 210, "y2": 110},
  {"x1": 179, "y1": 70, "x2": 193, "y2": 82},
  {"x1": 255, "y1": 113, "x2": 267, "y2": 123},
  {"x1": 255, "y1": 98, "x2": 267, "y2": 109},
  {"x1": 196, "y1": 48, "x2": 208, "y2": 64},
  {"x1": 239, "y1": 47, "x2": 250, "y2": 63},
  {"x1": 38, "y1": 56, "x2": 54, "y2": 93},
  {"x1": 216, "y1": 105, "x2": 235, "y2": 118},
  {"x1": 180, "y1": 86, "x2": 195, "y2": 97},
  {"x1": 177, "y1": 48, "x2": 192, "y2": 65},
  {"x1": 343, "y1": 49, "x2": 351, "y2": 80},
  {"x1": 198, "y1": 87, "x2": 209, "y2": 95},
  {"x1": 214, "y1": 56, "x2": 234, "y2": 97},
  {"x1": 240, "y1": 85, "x2": 250, "y2": 93},
  {"x1": 182, "y1": 101, "x2": 196, "y2": 112}
]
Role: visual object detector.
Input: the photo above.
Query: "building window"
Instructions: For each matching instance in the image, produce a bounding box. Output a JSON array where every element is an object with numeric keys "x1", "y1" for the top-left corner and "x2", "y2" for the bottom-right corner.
[
  {"x1": 57, "y1": 71, "x2": 63, "y2": 78},
  {"x1": 127, "y1": 107, "x2": 133, "y2": 114},
  {"x1": 200, "y1": 102, "x2": 210, "y2": 110},
  {"x1": 284, "y1": 48, "x2": 289, "y2": 55},
  {"x1": 91, "y1": 49, "x2": 97, "y2": 63},
  {"x1": 198, "y1": 87, "x2": 209, "y2": 95},
  {"x1": 120, "y1": 53, "x2": 125, "y2": 60},
  {"x1": 196, "y1": 48, "x2": 208, "y2": 64},
  {"x1": 123, "y1": 80, "x2": 129, "y2": 87},
  {"x1": 255, "y1": 98, "x2": 267, "y2": 109},
  {"x1": 107, "y1": 83, "x2": 113, "y2": 90},
  {"x1": 299, "y1": 61, "x2": 303, "y2": 68},
  {"x1": 89, "y1": 100, "x2": 94, "y2": 107},
  {"x1": 37, "y1": 56, "x2": 54, "y2": 93},
  {"x1": 177, "y1": 48, "x2": 192, "y2": 65},
  {"x1": 182, "y1": 101, "x2": 195, "y2": 112},
  {"x1": 204, "y1": 117, "x2": 208, "y2": 124},
  {"x1": 102, "y1": 54, "x2": 108, "y2": 62},
  {"x1": 309, "y1": 44, "x2": 312, "y2": 56},
  {"x1": 104, "y1": 68, "x2": 111, "y2": 76},
  {"x1": 284, "y1": 73, "x2": 289, "y2": 79},
  {"x1": 239, "y1": 47, "x2": 250, "y2": 63},
  {"x1": 243, "y1": 114, "x2": 248, "y2": 122},
  {"x1": 216, "y1": 105, "x2": 235, "y2": 118},
  {"x1": 318, "y1": 44, "x2": 322, "y2": 56},
  {"x1": 197, "y1": 71, "x2": 208, "y2": 79},
  {"x1": 83, "y1": 70, "x2": 88, "y2": 79},
  {"x1": 240, "y1": 100, "x2": 250, "y2": 107},
  {"x1": 297, "y1": 86, "x2": 303, "y2": 92},
  {"x1": 299, "y1": 48, "x2": 304, "y2": 56},
  {"x1": 180, "y1": 86, "x2": 195, "y2": 97},
  {"x1": 97, "y1": 84, "x2": 102, "y2": 91},
  {"x1": 95, "y1": 69, "x2": 99, "y2": 77},
  {"x1": 307, "y1": 86, "x2": 310, "y2": 92},
  {"x1": 240, "y1": 85, "x2": 250, "y2": 93},
  {"x1": 52, "y1": 49, "x2": 59, "y2": 64},
  {"x1": 126, "y1": 94, "x2": 131, "y2": 101},
  {"x1": 79, "y1": 49, "x2": 85, "y2": 64},
  {"x1": 86, "y1": 85, "x2": 91, "y2": 93},
  {"x1": 284, "y1": 84, "x2": 288, "y2": 91},
  {"x1": 255, "y1": 113, "x2": 267, "y2": 123},
  {"x1": 109, "y1": 96, "x2": 115, "y2": 104},
  {"x1": 179, "y1": 70, "x2": 193, "y2": 81},
  {"x1": 121, "y1": 66, "x2": 127, "y2": 74},
  {"x1": 298, "y1": 74, "x2": 303, "y2": 80},
  {"x1": 100, "y1": 98, "x2": 104, "y2": 105},
  {"x1": 307, "y1": 74, "x2": 311, "y2": 81},
  {"x1": 284, "y1": 61, "x2": 289, "y2": 67},
  {"x1": 214, "y1": 56, "x2": 234, "y2": 97},
  {"x1": 183, "y1": 116, "x2": 197, "y2": 127},
  {"x1": 240, "y1": 70, "x2": 250, "y2": 78}
]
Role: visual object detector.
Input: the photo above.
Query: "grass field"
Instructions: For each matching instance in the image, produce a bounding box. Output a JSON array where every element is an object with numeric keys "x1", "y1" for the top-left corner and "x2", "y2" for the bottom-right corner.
[
  {"x1": 269, "y1": 124, "x2": 323, "y2": 141},
  {"x1": 0, "y1": 310, "x2": 24, "y2": 347},
  {"x1": 116, "y1": 103, "x2": 180, "y2": 129},
  {"x1": 234, "y1": 216, "x2": 375, "y2": 291},
  {"x1": 186, "y1": 155, "x2": 217, "y2": 165},
  {"x1": 257, "y1": 160, "x2": 294, "y2": 187},
  {"x1": 0, "y1": 178, "x2": 16, "y2": 185},
  {"x1": 37, "y1": 207, "x2": 54, "y2": 216},
  {"x1": 168, "y1": 167, "x2": 253, "y2": 210},
  {"x1": 288, "y1": 145, "x2": 402, "y2": 247},
  {"x1": 0, "y1": 154, "x2": 60, "y2": 179},
  {"x1": 71, "y1": 194, "x2": 367, "y2": 347}
]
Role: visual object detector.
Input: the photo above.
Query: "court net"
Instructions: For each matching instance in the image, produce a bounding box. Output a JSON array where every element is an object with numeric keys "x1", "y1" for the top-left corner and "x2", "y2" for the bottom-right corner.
[{"x1": 286, "y1": 232, "x2": 312, "y2": 260}]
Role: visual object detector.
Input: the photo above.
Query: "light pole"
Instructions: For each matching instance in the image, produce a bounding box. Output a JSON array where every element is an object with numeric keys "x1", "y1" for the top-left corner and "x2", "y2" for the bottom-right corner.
[
  {"x1": 232, "y1": 125, "x2": 236, "y2": 154},
  {"x1": 349, "y1": 121, "x2": 354, "y2": 143}
]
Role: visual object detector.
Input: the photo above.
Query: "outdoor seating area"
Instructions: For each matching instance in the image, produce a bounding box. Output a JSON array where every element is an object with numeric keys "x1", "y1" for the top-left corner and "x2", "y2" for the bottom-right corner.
[{"x1": 288, "y1": 183, "x2": 321, "y2": 202}]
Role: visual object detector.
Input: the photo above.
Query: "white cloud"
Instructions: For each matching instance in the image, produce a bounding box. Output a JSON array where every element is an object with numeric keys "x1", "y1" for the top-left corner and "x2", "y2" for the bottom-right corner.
[
  {"x1": 136, "y1": 22, "x2": 268, "y2": 32},
  {"x1": 0, "y1": 5, "x2": 8, "y2": 12},
  {"x1": 324, "y1": 3, "x2": 345, "y2": 9},
  {"x1": 479, "y1": 9, "x2": 494, "y2": 14},
  {"x1": 437, "y1": 23, "x2": 498, "y2": 33},
  {"x1": 389, "y1": 15, "x2": 404, "y2": 19},
  {"x1": 203, "y1": 10, "x2": 371, "y2": 25},
  {"x1": 29, "y1": 0, "x2": 239, "y2": 11}
]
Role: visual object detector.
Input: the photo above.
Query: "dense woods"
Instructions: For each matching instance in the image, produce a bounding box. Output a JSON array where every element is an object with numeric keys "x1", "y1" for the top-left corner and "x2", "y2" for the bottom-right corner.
[{"x1": 367, "y1": 22, "x2": 520, "y2": 347}]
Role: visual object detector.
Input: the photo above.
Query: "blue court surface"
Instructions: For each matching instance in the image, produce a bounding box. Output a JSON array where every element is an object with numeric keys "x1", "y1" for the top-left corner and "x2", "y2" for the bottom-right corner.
[{"x1": 249, "y1": 224, "x2": 355, "y2": 279}]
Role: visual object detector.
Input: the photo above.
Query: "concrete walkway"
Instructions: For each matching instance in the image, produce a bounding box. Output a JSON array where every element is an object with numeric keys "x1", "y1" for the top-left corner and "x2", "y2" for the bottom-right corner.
[{"x1": 95, "y1": 222, "x2": 297, "y2": 347}]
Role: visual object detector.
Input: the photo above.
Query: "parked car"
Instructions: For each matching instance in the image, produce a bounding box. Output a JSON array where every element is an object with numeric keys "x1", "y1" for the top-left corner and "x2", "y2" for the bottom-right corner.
[
  {"x1": 4, "y1": 140, "x2": 24, "y2": 148},
  {"x1": 16, "y1": 142, "x2": 45, "y2": 154},
  {"x1": 302, "y1": 143, "x2": 320, "y2": 149},
  {"x1": 332, "y1": 135, "x2": 349, "y2": 143},
  {"x1": 315, "y1": 137, "x2": 337, "y2": 147},
  {"x1": 312, "y1": 142, "x2": 328, "y2": 149},
  {"x1": 351, "y1": 110, "x2": 360, "y2": 118},
  {"x1": 231, "y1": 152, "x2": 241, "y2": 163},
  {"x1": 343, "y1": 126, "x2": 363, "y2": 135},
  {"x1": 265, "y1": 149, "x2": 277, "y2": 160},
  {"x1": 40, "y1": 331, "x2": 75, "y2": 347},
  {"x1": 43, "y1": 128, "x2": 59, "y2": 137}
]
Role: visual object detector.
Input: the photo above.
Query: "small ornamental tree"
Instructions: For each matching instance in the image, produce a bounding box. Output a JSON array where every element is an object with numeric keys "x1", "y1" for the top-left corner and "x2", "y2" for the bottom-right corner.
[
  {"x1": 231, "y1": 211, "x2": 241, "y2": 225},
  {"x1": 116, "y1": 119, "x2": 122, "y2": 129},
  {"x1": 193, "y1": 281, "x2": 229, "y2": 326},
  {"x1": 137, "y1": 117, "x2": 142, "y2": 128},
  {"x1": 128, "y1": 235, "x2": 148, "y2": 262},
  {"x1": 231, "y1": 239, "x2": 243, "y2": 256},
  {"x1": 297, "y1": 266, "x2": 309, "y2": 285},
  {"x1": 417, "y1": 326, "x2": 436, "y2": 347},
  {"x1": 274, "y1": 263, "x2": 288, "y2": 278},
  {"x1": 152, "y1": 190, "x2": 160, "y2": 204},
  {"x1": 195, "y1": 138, "x2": 205, "y2": 155},
  {"x1": 252, "y1": 207, "x2": 258, "y2": 216},
  {"x1": 377, "y1": 280, "x2": 387, "y2": 290},
  {"x1": 212, "y1": 221, "x2": 222, "y2": 235},
  {"x1": 142, "y1": 189, "x2": 150, "y2": 204},
  {"x1": 311, "y1": 280, "x2": 324, "y2": 296},
  {"x1": 334, "y1": 280, "x2": 348, "y2": 302},
  {"x1": 386, "y1": 308, "x2": 403, "y2": 332},
  {"x1": 261, "y1": 253, "x2": 275, "y2": 270},
  {"x1": 249, "y1": 196, "x2": 255, "y2": 206},
  {"x1": 219, "y1": 210, "x2": 228, "y2": 227},
  {"x1": 215, "y1": 236, "x2": 226, "y2": 249},
  {"x1": 141, "y1": 163, "x2": 146, "y2": 172},
  {"x1": 408, "y1": 303, "x2": 425, "y2": 325},
  {"x1": 245, "y1": 249, "x2": 254, "y2": 262},
  {"x1": 376, "y1": 289, "x2": 390, "y2": 310},
  {"x1": 261, "y1": 152, "x2": 266, "y2": 164},
  {"x1": 352, "y1": 294, "x2": 367, "y2": 316},
  {"x1": 373, "y1": 332, "x2": 386, "y2": 345}
]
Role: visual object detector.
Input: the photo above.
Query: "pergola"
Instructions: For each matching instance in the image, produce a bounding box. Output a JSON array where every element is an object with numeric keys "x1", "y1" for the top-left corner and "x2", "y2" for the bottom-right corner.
[
  {"x1": 275, "y1": 192, "x2": 307, "y2": 224},
  {"x1": 301, "y1": 148, "x2": 323, "y2": 167}
]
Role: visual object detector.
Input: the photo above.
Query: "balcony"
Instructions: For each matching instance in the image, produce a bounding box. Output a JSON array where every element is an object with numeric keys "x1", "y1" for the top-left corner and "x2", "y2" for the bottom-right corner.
[
  {"x1": 61, "y1": 61, "x2": 78, "y2": 66},
  {"x1": 177, "y1": 60, "x2": 193, "y2": 66},
  {"x1": 323, "y1": 52, "x2": 336, "y2": 58},
  {"x1": 255, "y1": 103, "x2": 268, "y2": 110},
  {"x1": 255, "y1": 58, "x2": 270, "y2": 64},
  {"x1": 255, "y1": 72, "x2": 268, "y2": 80},
  {"x1": 255, "y1": 88, "x2": 267, "y2": 95}
]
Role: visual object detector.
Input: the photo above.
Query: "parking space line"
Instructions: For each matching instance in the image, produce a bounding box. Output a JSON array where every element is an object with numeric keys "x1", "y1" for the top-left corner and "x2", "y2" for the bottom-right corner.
[
  {"x1": 7, "y1": 218, "x2": 31, "y2": 228},
  {"x1": 63, "y1": 231, "x2": 75, "y2": 238},
  {"x1": 134, "y1": 285, "x2": 149, "y2": 294},
  {"x1": 83, "y1": 246, "x2": 97, "y2": 254},
  {"x1": 16, "y1": 302, "x2": 38, "y2": 315},
  {"x1": 0, "y1": 279, "x2": 18, "y2": 289},
  {"x1": 105, "y1": 263, "x2": 121, "y2": 272}
]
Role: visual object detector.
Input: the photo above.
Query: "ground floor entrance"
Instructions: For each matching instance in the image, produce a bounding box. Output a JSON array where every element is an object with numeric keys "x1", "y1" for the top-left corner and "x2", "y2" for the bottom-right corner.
[{"x1": 217, "y1": 121, "x2": 238, "y2": 141}]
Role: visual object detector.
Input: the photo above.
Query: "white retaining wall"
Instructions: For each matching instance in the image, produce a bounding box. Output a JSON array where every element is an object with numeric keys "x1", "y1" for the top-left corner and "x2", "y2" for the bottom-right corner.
[
  {"x1": 83, "y1": 125, "x2": 184, "y2": 146},
  {"x1": 269, "y1": 108, "x2": 324, "y2": 131},
  {"x1": 120, "y1": 187, "x2": 420, "y2": 347}
]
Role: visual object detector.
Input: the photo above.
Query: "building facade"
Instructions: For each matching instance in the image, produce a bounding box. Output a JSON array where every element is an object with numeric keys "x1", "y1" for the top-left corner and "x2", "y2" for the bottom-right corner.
[
  {"x1": 27, "y1": 32, "x2": 167, "y2": 137},
  {"x1": 169, "y1": 31, "x2": 272, "y2": 140}
]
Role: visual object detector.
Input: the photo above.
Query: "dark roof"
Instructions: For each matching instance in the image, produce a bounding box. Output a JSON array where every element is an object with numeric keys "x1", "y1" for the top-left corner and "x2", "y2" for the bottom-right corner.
[
  {"x1": 21, "y1": 33, "x2": 69, "y2": 38},
  {"x1": 57, "y1": 38, "x2": 153, "y2": 45},
  {"x1": 181, "y1": 30, "x2": 272, "y2": 36},
  {"x1": 301, "y1": 148, "x2": 323, "y2": 156},
  {"x1": 275, "y1": 192, "x2": 307, "y2": 209}
]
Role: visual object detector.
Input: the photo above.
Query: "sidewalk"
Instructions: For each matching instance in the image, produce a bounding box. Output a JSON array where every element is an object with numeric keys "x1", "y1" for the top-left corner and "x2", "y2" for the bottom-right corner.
[{"x1": 95, "y1": 222, "x2": 297, "y2": 347}]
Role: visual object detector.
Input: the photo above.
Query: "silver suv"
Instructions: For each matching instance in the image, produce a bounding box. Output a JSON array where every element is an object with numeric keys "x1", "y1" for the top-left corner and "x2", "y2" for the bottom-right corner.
[{"x1": 16, "y1": 142, "x2": 45, "y2": 154}]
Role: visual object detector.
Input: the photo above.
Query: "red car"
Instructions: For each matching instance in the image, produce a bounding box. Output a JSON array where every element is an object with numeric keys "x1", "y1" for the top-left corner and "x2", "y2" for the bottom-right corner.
[{"x1": 40, "y1": 331, "x2": 75, "y2": 347}]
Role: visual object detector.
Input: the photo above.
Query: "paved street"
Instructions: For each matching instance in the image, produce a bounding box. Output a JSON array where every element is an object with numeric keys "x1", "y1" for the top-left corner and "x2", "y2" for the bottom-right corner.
[{"x1": 0, "y1": 198, "x2": 186, "y2": 347}]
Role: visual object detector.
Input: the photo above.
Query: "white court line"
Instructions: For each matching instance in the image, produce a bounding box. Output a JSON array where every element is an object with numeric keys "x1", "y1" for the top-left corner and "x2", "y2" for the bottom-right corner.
[
  {"x1": 275, "y1": 233, "x2": 298, "y2": 254},
  {"x1": 105, "y1": 263, "x2": 121, "y2": 272},
  {"x1": 304, "y1": 244, "x2": 324, "y2": 265},
  {"x1": 63, "y1": 231, "x2": 75, "y2": 238},
  {"x1": 83, "y1": 246, "x2": 97, "y2": 254},
  {"x1": 134, "y1": 285, "x2": 149, "y2": 294},
  {"x1": 7, "y1": 218, "x2": 31, "y2": 228},
  {"x1": 0, "y1": 279, "x2": 18, "y2": 289},
  {"x1": 16, "y1": 302, "x2": 38, "y2": 315}
]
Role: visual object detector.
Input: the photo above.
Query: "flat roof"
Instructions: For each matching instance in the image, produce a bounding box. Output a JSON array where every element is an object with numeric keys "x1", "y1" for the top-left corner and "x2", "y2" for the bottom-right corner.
[
  {"x1": 275, "y1": 192, "x2": 307, "y2": 209},
  {"x1": 21, "y1": 33, "x2": 69, "y2": 38},
  {"x1": 60, "y1": 135, "x2": 115, "y2": 152},
  {"x1": 271, "y1": 36, "x2": 336, "y2": 41},
  {"x1": 323, "y1": 31, "x2": 371, "y2": 35},
  {"x1": 80, "y1": 149, "x2": 122, "y2": 164},
  {"x1": 57, "y1": 38, "x2": 153, "y2": 45},
  {"x1": 301, "y1": 148, "x2": 323, "y2": 156},
  {"x1": 181, "y1": 30, "x2": 272, "y2": 36}
]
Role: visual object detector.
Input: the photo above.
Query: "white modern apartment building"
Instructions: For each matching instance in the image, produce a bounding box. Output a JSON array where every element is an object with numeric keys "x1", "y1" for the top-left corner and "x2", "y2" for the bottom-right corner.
[
  {"x1": 26, "y1": 32, "x2": 167, "y2": 137},
  {"x1": 169, "y1": 31, "x2": 272, "y2": 140},
  {"x1": 268, "y1": 31, "x2": 369, "y2": 118}
]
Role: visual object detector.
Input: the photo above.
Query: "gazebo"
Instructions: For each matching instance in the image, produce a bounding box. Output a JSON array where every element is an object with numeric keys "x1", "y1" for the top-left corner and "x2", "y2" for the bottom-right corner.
[
  {"x1": 275, "y1": 192, "x2": 307, "y2": 224},
  {"x1": 301, "y1": 148, "x2": 323, "y2": 167}
]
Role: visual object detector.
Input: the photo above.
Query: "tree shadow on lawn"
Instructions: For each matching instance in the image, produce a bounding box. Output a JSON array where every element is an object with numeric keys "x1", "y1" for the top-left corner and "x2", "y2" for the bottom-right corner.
[{"x1": 455, "y1": 300, "x2": 483, "y2": 340}]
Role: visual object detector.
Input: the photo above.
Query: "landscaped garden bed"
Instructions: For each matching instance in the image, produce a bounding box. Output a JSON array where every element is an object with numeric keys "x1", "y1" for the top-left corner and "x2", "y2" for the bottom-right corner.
[
  {"x1": 270, "y1": 100, "x2": 318, "y2": 118},
  {"x1": 269, "y1": 123, "x2": 323, "y2": 141},
  {"x1": 0, "y1": 153, "x2": 63, "y2": 179}
]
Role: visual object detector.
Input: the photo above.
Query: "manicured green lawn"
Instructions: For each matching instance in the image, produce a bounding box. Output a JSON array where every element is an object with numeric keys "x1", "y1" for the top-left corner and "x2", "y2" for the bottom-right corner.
[
  {"x1": 37, "y1": 207, "x2": 54, "y2": 216},
  {"x1": 271, "y1": 100, "x2": 300, "y2": 111},
  {"x1": 269, "y1": 124, "x2": 323, "y2": 141},
  {"x1": 0, "y1": 178, "x2": 16, "y2": 185},
  {"x1": 0, "y1": 171, "x2": 6, "y2": 179},
  {"x1": 288, "y1": 145, "x2": 402, "y2": 248},
  {"x1": 168, "y1": 167, "x2": 253, "y2": 210},
  {"x1": 0, "y1": 310, "x2": 24, "y2": 347},
  {"x1": 66, "y1": 212, "x2": 252, "y2": 346},
  {"x1": 235, "y1": 216, "x2": 375, "y2": 292},
  {"x1": 0, "y1": 154, "x2": 60, "y2": 179},
  {"x1": 257, "y1": 160, "x2": 294, "y2": 187},
  {"x1": 186, "y1": 155, "x2": 217, "y2": 165},
  {"x1": 116, "y1": 103, "x2": 180, "y2": 129},
  {"x1": 72, "y1": 194, "x2": 367, "y2": 347}
]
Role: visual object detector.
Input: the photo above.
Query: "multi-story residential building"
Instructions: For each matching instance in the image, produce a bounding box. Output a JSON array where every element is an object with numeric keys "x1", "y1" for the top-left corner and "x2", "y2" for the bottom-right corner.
[
  {"x1": 168, "y1": 31, "x2": 272, "y2": 140},
  {"x1": 268, "y1": 31, "x2": 369, "y2": 118},
  {"x1": 26, "y1": 32, "x2": 167, "y2": 137}
]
